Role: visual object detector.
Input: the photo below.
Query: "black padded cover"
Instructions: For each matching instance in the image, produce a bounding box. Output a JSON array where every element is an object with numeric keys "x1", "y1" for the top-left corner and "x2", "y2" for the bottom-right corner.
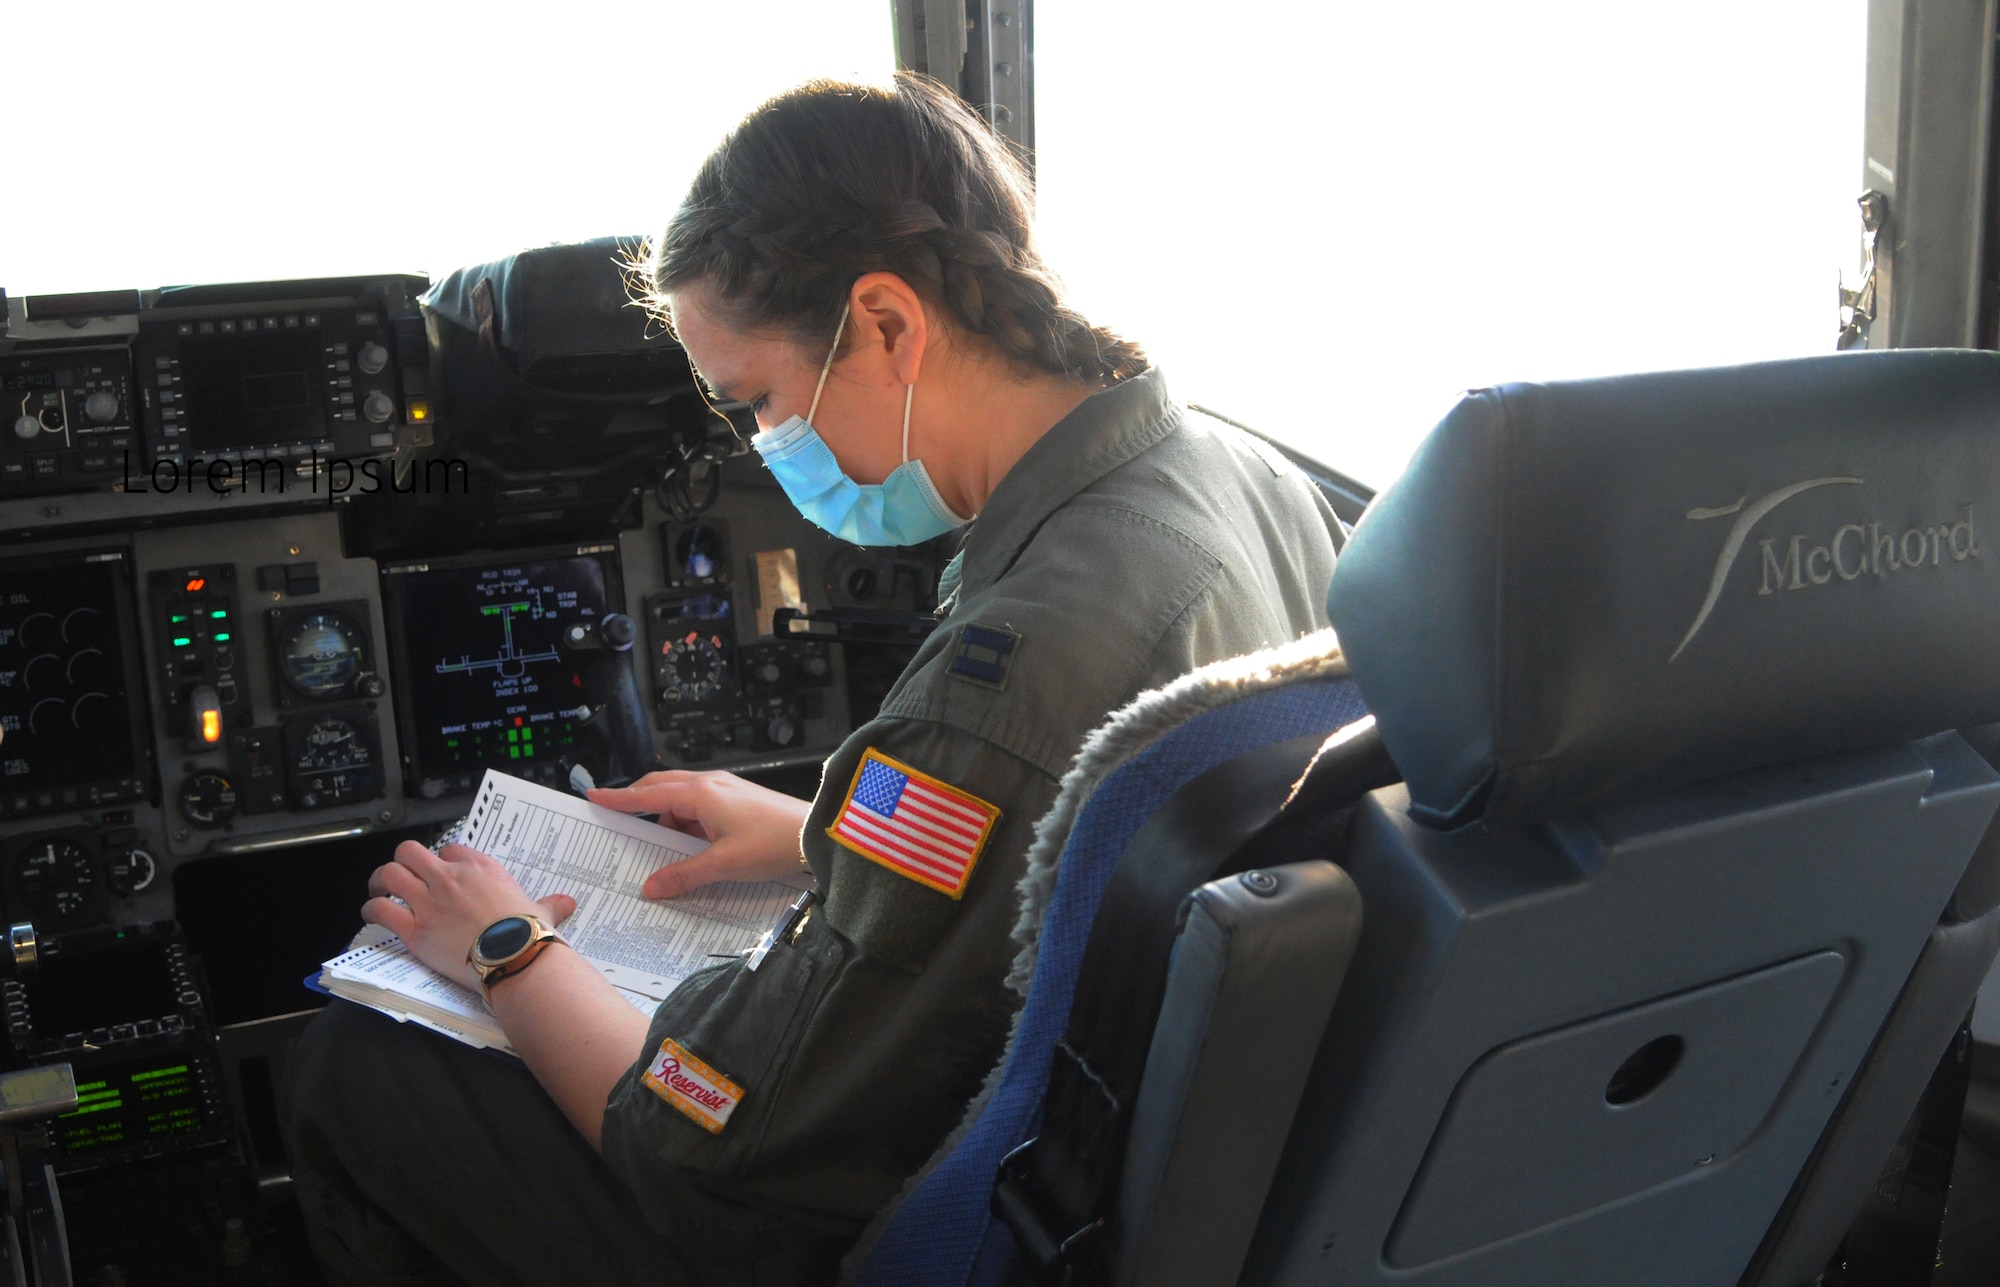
[{"x1": 1327, "y1": 349, "x2": 2000, "y2": 826}]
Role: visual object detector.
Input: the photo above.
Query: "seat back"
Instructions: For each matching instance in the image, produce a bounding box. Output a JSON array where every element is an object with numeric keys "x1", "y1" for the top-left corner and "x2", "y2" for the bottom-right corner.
[
  {"x1": 1241, "y1": 735, "x2": 1995, "y2": 1285},
  {"x1": 1221, "y1": 350, "x2": 2000, "y2": 1285}
]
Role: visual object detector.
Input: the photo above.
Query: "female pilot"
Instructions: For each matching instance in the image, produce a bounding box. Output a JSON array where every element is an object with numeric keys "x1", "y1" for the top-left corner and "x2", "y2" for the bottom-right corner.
[{"x1": 285, "y1": 72, "x2": 1342, "y2": 1286}]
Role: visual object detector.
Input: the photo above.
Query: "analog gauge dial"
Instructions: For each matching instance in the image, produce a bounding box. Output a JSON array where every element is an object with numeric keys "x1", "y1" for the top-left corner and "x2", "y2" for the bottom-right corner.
[
  {"x1": 178, "y1": 770, "x2": 239, "y2": 828},
  {"x1": 286, "y1": 714, "x2": 380, "y2": 809},
  {"x1": 294, "y1": 716, "x2": 373, "y2": 771},
  {"x1": 108, "y1": 848, "x2": 158, "y2": 896},
  {"x1": 279, "y1": 611, "x2": 364, "y2": 699},
  {"x1": 660, "y1": 632, "x2": 729, "y2": 704},
  {"x1": 12, "y1": 839, "x2": 100, "y2": 921}
]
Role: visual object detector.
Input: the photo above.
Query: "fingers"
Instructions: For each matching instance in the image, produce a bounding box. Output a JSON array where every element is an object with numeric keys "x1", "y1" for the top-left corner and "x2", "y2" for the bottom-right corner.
[
  {"x1": 590, "y1": 772, "x2": 727, "y2": 820},
  {"x1": 394, "y1": 839, "x2": 445, "y2": 880},
  {"x1": 367, "y1": 861, "x2": 425, "y2": 903},
  {"x1": 642, "y1": 852, "x2": 728, "y2": 900},
  {"x1": 537, "y1": 893, "x2": 578, "y2": 925},
  {"x1": 361, "y1": 896, "x2": 417, "y2": 939}
]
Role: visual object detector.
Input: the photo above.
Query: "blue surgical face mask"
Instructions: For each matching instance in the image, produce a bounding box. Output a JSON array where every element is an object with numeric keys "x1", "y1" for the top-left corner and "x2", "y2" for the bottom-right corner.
[{"x1": 750, "y1": 302, "x2": 969, "y2": 547}]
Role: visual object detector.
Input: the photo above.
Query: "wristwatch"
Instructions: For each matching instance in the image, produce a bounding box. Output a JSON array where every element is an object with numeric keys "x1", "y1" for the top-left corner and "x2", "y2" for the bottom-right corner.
[{"x1": 467, "y1": 914, "x2": 567, "y2": 992}]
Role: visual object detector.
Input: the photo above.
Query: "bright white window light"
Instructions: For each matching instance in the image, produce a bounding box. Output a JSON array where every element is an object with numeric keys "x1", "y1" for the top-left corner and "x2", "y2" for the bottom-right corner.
[
  {"x1": 0, "y1": 1, "x2": 890, "y2": 296},
  {"x1": 1036, "y1": 0, "x2": 1870, "y2": 486},
  {"x1": 5, "y1": 2, "x2": 1866, "y2": 490}
]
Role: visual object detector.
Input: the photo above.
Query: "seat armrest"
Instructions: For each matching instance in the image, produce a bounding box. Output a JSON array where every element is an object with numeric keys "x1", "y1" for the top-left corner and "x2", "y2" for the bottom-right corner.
[{"x1": 1115, "y1": 861, "x2": 1361, "y2": 1287}]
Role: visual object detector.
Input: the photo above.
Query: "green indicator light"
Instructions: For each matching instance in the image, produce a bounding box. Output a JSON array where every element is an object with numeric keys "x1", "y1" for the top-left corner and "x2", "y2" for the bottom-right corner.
[
  {"x1": 521, "y1": 728, "x2": 532, "y2": 740},
  {"x1": 169, "y1": 613, "x2": 189, "y2": 624},
  {"x1": 509, "y1": 746, "x2": 520, "y2": 759},
  {"x1": 172, "y1": 637, "x2": 192, "y2": 648},
  {"x1": 210, "y1": 610, "x2": 227, "y2": 619},
  {"x1": 130, "y1": 1065, "x2": 190, "y2": 1083},
  {"x1": 506, "y1": 729, "x2": 517, "y2": 743},
  {"x1": 213, "y1": 632, "x2": 229, "y2": 642},
  {"x1": 524, "y1": 744, "x2": 534, "y2": 758}
]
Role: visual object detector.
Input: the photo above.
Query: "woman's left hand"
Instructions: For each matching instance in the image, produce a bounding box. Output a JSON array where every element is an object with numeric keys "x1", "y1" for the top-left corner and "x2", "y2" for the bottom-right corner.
[{"x1": 362, "y1": 841, "x2": 578, "y2": 992}]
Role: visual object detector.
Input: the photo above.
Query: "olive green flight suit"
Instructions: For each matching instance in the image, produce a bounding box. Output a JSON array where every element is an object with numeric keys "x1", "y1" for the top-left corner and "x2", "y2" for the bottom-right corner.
[{"x1": 284, "y1": 368, "x2": 1341, "y2": 1286}]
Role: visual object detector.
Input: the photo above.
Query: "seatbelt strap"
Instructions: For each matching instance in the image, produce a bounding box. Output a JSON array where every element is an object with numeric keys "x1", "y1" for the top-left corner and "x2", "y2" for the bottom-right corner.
[{"x1": 994, "y1": 722, "x2": 1398, "y2": 1282}]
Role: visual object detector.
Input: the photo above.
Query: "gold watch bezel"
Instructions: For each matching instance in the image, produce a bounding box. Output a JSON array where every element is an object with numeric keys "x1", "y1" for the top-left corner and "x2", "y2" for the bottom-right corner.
[{"x1": 467, "y1": 914, "x2": 566, "y2": 991}]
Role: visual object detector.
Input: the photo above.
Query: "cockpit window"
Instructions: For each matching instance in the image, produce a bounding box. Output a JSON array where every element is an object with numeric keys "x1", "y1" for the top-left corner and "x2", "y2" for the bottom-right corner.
[
  {"x1": 1034, "y1": 1, "x2": 1868, "y2": 486},
  {"x1": 4, "y1": 3, "x2": 891, "y2": 296},
  {"x1": 9, "y1": 3, "x2": 1865, "y2": 490}
]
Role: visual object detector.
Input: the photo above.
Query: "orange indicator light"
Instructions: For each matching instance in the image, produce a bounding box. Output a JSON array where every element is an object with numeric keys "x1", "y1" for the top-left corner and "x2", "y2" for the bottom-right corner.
[{"x1": 200, "y1": 708, "x2": 223, "y2": 744}]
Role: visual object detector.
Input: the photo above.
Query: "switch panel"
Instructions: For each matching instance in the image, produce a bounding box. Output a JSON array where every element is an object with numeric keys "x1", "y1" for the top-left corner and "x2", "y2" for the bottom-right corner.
[{"x1": 148, "y1": 565, "x2": 248, "y2": 747}]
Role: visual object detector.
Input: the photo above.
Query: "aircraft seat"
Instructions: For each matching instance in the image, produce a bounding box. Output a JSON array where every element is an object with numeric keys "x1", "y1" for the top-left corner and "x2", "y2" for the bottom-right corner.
[
  {"x1": 858, "y1": 348, "x2": 2000, "y2": 1287},
  {"x1": 1247, "y1": 348, "x2": 2000, "y2": 1286}
]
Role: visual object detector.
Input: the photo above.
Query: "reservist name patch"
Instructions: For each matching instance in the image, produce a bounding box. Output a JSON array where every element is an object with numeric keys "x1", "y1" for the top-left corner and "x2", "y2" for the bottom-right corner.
[
  {"x1": 829, "y1": 749, "x2": 1000, "y2": 899},
  {"x1": 641, "y1": 1038, "x2": 743, "y2": 1135},
  {"x1": 948, "y1": 623, "x2": 1021, "y2": 690}
]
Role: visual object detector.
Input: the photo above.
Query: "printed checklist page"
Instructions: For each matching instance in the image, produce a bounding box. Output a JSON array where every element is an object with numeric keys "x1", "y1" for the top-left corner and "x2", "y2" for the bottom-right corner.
[{"x1": 452, "y1": 769, "x2": 811, "y2": 988}]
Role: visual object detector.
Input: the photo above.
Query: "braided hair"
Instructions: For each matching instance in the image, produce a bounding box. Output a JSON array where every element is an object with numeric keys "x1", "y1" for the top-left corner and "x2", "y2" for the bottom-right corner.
[{"x1": 638, "y1": 73, "x2": 1147, "y2": 386}]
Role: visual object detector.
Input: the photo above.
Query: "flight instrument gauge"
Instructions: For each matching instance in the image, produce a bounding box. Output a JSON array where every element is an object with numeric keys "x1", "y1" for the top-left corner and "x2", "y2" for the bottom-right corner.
[
  {"x1": 659, "y1": 632, "x2": 731, "y2": 705},
  {"x1": 276, "y1": 610, "x2": 366, "y2": 700},
  {"x1": 283, "y1": 710, "x2": 382, "y2": 809},
  {"x1": 294, "y1": 715, "x2": 374, "y2": 771},
  {"x1": 10, "y1": 838, "x2": 104, "y2": 925},
  {"x1": 178, "y1": 770, "x2": 239, "y2": 828}
]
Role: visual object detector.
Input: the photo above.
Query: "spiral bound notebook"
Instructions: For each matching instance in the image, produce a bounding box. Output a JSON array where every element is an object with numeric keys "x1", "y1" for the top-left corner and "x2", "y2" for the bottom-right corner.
[{"x1": 314, "y1": 768, "x2": 812, "y2": 1053}]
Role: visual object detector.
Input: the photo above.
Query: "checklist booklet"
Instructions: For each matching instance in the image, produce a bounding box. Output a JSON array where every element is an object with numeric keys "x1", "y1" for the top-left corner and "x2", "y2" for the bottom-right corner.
[{"x1": 314, "y1": 769, "x2": 810, "y2": 1054}]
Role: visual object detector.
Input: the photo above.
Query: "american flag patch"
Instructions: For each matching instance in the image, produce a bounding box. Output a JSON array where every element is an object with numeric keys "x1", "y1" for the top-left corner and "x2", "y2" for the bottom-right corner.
[{"x1": 829, "y1": 749, "x2": 1000, "y2": 898}]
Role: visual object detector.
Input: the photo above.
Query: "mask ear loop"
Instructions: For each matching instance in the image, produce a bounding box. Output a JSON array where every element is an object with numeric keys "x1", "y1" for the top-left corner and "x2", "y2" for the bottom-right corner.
[
  {"x1": 806, "y1": 300, "x2": 852, "y2": 425},
  {"x1": 902, "y1": 383, "x2": 914, "y2": 464}
]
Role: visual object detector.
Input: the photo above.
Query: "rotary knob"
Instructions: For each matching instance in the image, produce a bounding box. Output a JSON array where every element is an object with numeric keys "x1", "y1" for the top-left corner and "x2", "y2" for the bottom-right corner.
[
  {"x1": 356, "y1": 343, "x2": 390, "y2": 375},
  {"x1": 766, "y1": 715, "x2": 798, "y2": 746},
  {"x1": 12, "y1": 415, "x2": 40, "y2": 441},
  {"x1": 754, "y1": 660, "x2": 782, "y2": 685},
  {"x1": 362, "y1": 392, "x2": 395, "y2": 424},
  {"x1": 84, "y1": 391, "x2": 120, "y2": 423}
]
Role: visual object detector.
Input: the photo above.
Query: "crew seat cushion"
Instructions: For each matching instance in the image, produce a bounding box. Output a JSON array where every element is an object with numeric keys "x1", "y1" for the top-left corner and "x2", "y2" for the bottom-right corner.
[{"x1": 1328, "y1": 350, "x2": 2000, "y2": 827}]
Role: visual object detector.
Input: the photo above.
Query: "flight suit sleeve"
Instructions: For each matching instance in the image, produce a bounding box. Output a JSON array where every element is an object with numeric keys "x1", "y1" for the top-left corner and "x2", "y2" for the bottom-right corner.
[{"x1": 599, "y1": 710, "x2": 1063, "y2": 1240}]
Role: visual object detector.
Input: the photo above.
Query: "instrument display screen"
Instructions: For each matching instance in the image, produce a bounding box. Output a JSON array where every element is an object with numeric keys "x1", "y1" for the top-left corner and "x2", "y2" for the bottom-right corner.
[
  {"x1": 0, "y1": 553, "x2": 148, "y2": 815},
  {"x1": 383, "y1": 552, "x2": 620, "y2": 793},
  {"x1": 54, "y1": 1056, "x2": 211, "y2": 1158},
  {"x1": 177, "y1": 328, "x2": 325, "y2": 449}
]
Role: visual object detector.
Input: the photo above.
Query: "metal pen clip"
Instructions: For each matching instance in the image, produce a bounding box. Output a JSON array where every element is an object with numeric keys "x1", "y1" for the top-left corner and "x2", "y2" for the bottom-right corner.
[{"x1": 746, "y1": 887, "x2": 820, "y2": 972}]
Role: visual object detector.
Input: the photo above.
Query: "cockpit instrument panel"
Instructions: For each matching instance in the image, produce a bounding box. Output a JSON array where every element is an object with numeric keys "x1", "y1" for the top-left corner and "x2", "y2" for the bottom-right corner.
[
  {"x1": 0, "y1": 351, "x2": 136, "y2": 495},
  {"x1": 381, "y1": 550, "x2": 620, "y2": 797},
  {"x1": 0, "y1": 553, "x2": 151, "y2": 819}
]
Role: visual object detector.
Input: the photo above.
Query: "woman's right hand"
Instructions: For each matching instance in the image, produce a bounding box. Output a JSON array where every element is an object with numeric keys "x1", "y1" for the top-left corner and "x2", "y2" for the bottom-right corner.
[{"x1": 587, "y1": 770, "x2": 812, "y2": 899}]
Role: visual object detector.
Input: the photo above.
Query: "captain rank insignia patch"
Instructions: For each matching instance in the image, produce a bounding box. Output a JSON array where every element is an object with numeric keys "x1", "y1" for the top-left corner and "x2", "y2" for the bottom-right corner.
[
  {"x1": 949, "y1": 623, "x2": 1021, "y2": 690},
  {"x1": 830, "y1": 749, "x2": 1001, "y2": 898}
]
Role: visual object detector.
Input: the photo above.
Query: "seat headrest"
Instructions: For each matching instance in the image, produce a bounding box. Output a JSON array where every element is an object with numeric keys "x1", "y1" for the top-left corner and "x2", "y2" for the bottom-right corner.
[{"x1": 1327, "y1": 349, "x2": 2000, "y2": 828}]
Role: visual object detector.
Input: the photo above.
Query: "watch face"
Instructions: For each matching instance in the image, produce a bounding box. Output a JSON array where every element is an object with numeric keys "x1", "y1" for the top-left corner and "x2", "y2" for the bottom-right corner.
[{"x1": 477, "y1": 916, "x2": 535, "y2": 961}]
